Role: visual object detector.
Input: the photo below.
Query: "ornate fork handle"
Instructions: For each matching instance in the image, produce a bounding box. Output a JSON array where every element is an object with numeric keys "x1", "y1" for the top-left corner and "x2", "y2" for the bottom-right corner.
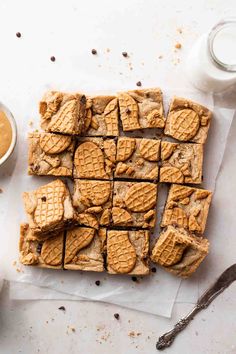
[{"x1": 156, "y1": 305, "x2": 204, "y2": 350}]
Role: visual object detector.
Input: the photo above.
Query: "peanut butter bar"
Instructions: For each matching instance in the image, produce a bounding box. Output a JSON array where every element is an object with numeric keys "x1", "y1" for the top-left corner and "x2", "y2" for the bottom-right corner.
[
  {"x1": 73, "y1": 137, "x2": 116, "y2": 180},
  {"x1": 164, "y1": 97, "x2": 212, "y2": 143},
  {"x1": 64, "y1": 227, "x2": 105, "y2": 272},
  {"x1": 28, "y1": 132, "x2": 75, "y2": 177},
  {"x1": 23, "y1": 179, "x2": 75, "y2": 237},
  {"x1": 19, "y1": 223, "x2": 64, "y2": 269},
  {"x1": 107, "y1": 229, "x2": 150, "y2": 275},
  {"x1": 83, "y1": 95, "x2": 119, "y2": 136},
  {"x1": 115, "y1": 137, "x2": 160, "y2": 181},
  {"x1": 118, "y1": 88, "x2": 165, "y2": 131},
  {"x1": 151, "y1": 225, "x2": 209, "y2": 278},
  {"x1": 112, "y1": 181, "x2": 157, "y2": 229},
  {"x1": 39, "y1": 91, "x2": 86, "y2": 135},
  {"x1": 160, "y1": 141, "x2": 203, "y2": 184},
  {"x1": 73, "y1": 179, "x2": 113, "y2": 229},
  {"x1": 161, "y1": 184, "x2": 212, "y2": 234}
]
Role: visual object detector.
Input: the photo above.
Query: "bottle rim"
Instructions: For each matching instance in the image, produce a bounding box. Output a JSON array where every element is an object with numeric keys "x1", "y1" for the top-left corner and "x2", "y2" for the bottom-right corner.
[{"x1": 208, "y1": 17, "x2": 236, "y2": 72}]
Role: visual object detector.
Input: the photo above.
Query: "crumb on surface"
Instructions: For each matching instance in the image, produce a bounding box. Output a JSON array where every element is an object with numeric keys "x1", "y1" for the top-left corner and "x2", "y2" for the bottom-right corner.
[
  {"x1": 122, "y1": 51, "x2": 128, "y2": 57},
  {"x1": 106, "y1": 48, "x2": 110, "y2": 53},
  {"x1": 0, "y1": 188, "x2": 3, "y2": 193},
  {"x1": 128, "y1": 331, "x2": 142, "y2": 338},
  {"x1": 91, "y1": 49, "x2": 97, "y2": 55},
  {"x1": 50, "y1": 56, "x2": 56, "y2": 62},
  {"x1": 114, "y1": 313, "x2": 120, "y2": 320},
  {"x1": 12, "y1": 260, "x2": 17, "y2": 266},
  {"x1": 29, "y1": 121, "x2": 34, "y2": 127},
  {"x1": 95, "y1": 280, "x2": 100, "y2": 286},
  {"x1": 158, "y1": 55, "x2": 163, "y2": 59},
  {"x1": 177, "y1": 27, "x2": 183, "y2": 34},
  {"x1": 175, "y1": 43, "x2": 182, "y2": 49},
  {"x1": 58, "y1": 306, "x2": 66, "y2": 312},
  {"x1": 136, "y1": 81, "x2": 142, "y2": 87},
  {"x1": 16, "y1": 32, "x2": 21, "y2": 38}
]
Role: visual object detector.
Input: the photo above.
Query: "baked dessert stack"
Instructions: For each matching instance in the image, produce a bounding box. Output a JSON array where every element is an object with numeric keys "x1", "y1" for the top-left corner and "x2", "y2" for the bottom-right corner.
[{"x1": 19, "y1": 89, "x2": 213, "y2": 278}]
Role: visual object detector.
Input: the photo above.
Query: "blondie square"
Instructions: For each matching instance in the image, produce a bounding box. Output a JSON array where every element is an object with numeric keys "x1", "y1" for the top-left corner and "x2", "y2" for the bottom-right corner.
[
  {"x1": 39, "y1": 90, "x2": 86, "y2": 135},
  {"x1": 112, "y1": 181, "x2": 157, "y2": 229},
  {"x1": 161, "y1": 184, "x2": 212, "y2": 234},
  {"x1": 23, "y1": 179, "x2": 75, "y2": 238},
  {"x1": 118, "y1": 88, "x2": 165, "y2": 131},
  {"x1": 73, "y1": 179, "x2": 113, "y2": 229},
  {"x1": 64, "y1": 227, "x2": 105, "y2": 272},
  {"x1": 160, "y1": 141, "x2": 203, "y2": 184},
  {"x1": 164, "y1": 97, "x2": 212, "y2": 143},
  {"x1": 151, "y1": 225, "x2": 209, "y2": 278},
  {"x1": 107, "y1": 229, "x2": 150, "y2": 275},
  {"x1": 83, "y1": 95, "x2": 119, "y2": 136},
  {"x1": 115, "y1": 137, "x2": 160, "y2": 180},
  {"x1": 73, "y1": 137, "x2": 116, "y2": 180},
  {"x1": 28, "y1": 132, "x2": 75, "y2": 177},
  {"x1": 19, "y1": 223, "x2": 64, "y2": 269}
]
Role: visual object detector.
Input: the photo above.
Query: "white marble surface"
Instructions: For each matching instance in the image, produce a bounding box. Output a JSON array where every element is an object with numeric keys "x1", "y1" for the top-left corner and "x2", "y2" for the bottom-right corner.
[{"x1": 0, "y1": 0, "x2": 236, "y2": 353}]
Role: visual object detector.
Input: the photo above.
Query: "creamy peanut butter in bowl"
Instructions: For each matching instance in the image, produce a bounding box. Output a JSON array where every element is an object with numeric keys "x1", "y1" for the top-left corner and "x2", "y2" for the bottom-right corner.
[{"x1": 0, "y1": 102, "x2": 17, "y2": 167}]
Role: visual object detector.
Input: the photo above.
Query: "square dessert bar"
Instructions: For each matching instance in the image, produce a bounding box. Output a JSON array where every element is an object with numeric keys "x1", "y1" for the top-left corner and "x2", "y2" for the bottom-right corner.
[
  {"x1": 28, "y1": 132, "x2": 75, "y2": 177},
  {"x1": 118, "y1": 88, "x2": 165, "y2": 131},
  {"x1": 73, "y1": 179, "x2": 113, "y2": 229},
  {"x1": 112, "y1": 181, "x2": 158, "y2": 229},
  {"x1": 151, "y1": 225, "x2": 209, "y2": 278},
  {"x1": 39, "y1": 90, "x2": 86, "y2": 135},
  {"x1": 23, "y1": 179, "x2": 76, "y2": 238},
  {"x1": 19, "y1": 223, "x2": 64, "y2": 269},
  {"x1": 161, "y1": 184, "x2": 212, "y2": 234},
  {"x1": 115, "y1": 137, "x2": 160, "y2": 181},
  {"x1": 73, "y1": 137, "x2": 116, "y2": 180},
  {"x1": 64, "y1": 227, "x2": 105, "y2": 272},
  {"x1": 164, "y1": 97, "x2": 212, "y2": 143},
  {"x1": 83, "y1": 95, "x2": 119, "y2": 136},
  {"x1": 160, "y1": 141, "x2": 203, "y2": 184},
  {"x1": 106, "y1": 229, "x2": 150, "y2": 275}
]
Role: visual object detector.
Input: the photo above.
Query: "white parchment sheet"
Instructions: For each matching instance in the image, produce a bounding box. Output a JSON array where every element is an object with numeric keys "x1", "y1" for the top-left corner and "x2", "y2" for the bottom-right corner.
[{"x1": 1, "y1": 89, "x2": 234, "y2": 318}]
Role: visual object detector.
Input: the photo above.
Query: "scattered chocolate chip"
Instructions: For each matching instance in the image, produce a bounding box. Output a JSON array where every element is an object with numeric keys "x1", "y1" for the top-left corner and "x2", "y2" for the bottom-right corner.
[
  {"x1": 114, "y1": 313, "x2": 120, "y2": 320},
  {"x1": 58, "y1": 306, "x2": 66, "y2": 311},
  {"x1": 36, "y1": 244, "x2": 42, "y2": 254},
  {"x1": 41, "y1": 196, "x2": 47, "y2": 202},
  {"x1": 80, "y1": 95, "x2": 86, "y2": 104},
  {"x1": 95, "y1": 280, "x2": 100, "y2": 286},
  {"x1": 125, "y1": 108, "x2": 131, "y2": 114},
  {"x1": 91, "y1": 49, "x2": 97, "y2": 55},
  {"x1": 131, "y1": 276, "x2": 137, "y2": 282},
  {"x1": 50, "y1": 56, "x2": 56, "y2": 62},
  {"x1": 122, "y1": 52, "x2": 128, "y2": 57},
  {"x1": 151, "y1": 267, "x2": 157, "y2": 273},
  {"x1": 136, "y1": 81, "x2": 142, "y2": 87},
  {"x1": 16, "y1": 32, "x2": 21, "y2": 38}
]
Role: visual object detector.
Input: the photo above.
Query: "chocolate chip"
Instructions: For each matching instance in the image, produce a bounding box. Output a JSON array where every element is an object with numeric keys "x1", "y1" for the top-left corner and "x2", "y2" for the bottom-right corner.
[
  {"x1": 131, "y1": 276, "x2": 137, "y2": 282},
  {"x1": 16, "y1": 32, "x2": 21, "y2": 38},
  {"x1": 58, "y1": 306, "x2": 66, "y2": 311},
  {"x1": 114, "y1": 313, "x2": 120, "y2": 320},
  {"x1": 50, "y1": 56, "x2": 56, "y2": 62},
  {"x1": 136, "y1": 81, "x2": 142, "y2": 87},
  {"x1": 80, "y1": 95, "x2": 86, "y2": 104},
  {"x1": 151, "y1": 267, "x2": 157, "y2": 273},
  {"x1": 41, "y1": 196, "x2": 47, "y2": 202},
  {"x1": 36, "y1": 243, "x2": 42, "y2": 254},
  {"x1": 95, "y1": 280, "x2": 100, "y2": 286},
  {"x1": 122, "y1": 52, "x2": 128, "y2": 57},
  {"x1": 125, "y1": 108, "x2": 131, "y2": 114},
  {"x1": 91, "y1": 49, "x2": 97, "y2": 55}
]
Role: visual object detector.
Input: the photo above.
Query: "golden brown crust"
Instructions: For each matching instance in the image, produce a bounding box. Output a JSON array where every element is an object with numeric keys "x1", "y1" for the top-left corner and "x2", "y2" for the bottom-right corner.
[
  {"x1": 22, "y1": 179, "x2": 75, "y2": 237},
  {"x1": 151, "y1": 225, "x2": 209, "y2": 277},
  {"x1": 39, "y1": 91, "x2": 86, "y2": 135},
  {"x1": 164, "y1": 97, "x2": 212, "y2": 143},
  {"x1": 19, "y1": 223, "x2": 64, "y2": 269},
  {"x1": 118, "y1": 88, "x2": 165, "y2": 131},
  {"x1": 161, "y1": 184, "x2": 212, "y2": 234},
  {"x1": 112, "y1": 181, "x2": 157, "y2": 229},
  {"x1": 107, "y1": 230, "x2": 150, "y2": 275},
  {"x1": 28, "y1": 132, "x2": 75, "y2": 177}
]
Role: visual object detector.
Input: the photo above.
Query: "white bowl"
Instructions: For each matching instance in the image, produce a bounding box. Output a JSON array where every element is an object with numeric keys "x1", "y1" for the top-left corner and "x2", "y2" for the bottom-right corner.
[{"x1": 0, "y1": 102, "x2": 17, "y2": 167}]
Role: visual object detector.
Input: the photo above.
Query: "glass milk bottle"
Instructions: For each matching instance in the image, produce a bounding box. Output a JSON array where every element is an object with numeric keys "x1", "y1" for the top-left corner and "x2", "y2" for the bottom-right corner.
[{"x1": 186, "y1": 18, "x2": 236, "y2": 93}]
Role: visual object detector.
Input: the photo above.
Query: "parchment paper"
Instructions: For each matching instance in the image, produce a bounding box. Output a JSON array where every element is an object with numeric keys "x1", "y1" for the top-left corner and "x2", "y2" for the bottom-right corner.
[{"x1": 1, "y1": 90, "x2": 234, "y2": 317}]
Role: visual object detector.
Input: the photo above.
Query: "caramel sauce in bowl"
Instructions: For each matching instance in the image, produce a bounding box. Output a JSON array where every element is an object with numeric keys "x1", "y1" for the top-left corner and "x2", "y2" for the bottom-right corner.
[{"x1": 0, "y1": 103, "x2": 17, "y2": 167}]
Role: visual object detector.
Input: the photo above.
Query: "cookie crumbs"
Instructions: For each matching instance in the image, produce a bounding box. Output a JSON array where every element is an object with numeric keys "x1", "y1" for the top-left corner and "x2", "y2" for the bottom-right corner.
[
  {"x1": 71, "y1": 327, "x2": 76, "y2": 332},
  {"x1": 122, "y1": 52, "x2": 128, "y2": 57},
  {"x1": 136, "y1": 81, "x2": 142, "y2": 87},
  {"x1": 177, "y1": 27, "x2": 183, "y2": 34},
  {"x1": 106, "y1": 48, "x2": 110, "y2": 53},
  {"x1": 158, "y1": 55, "x2": 163, "y2": 59},
  {"x1": 50, "y1": 56, "x2": 56, "y2": 62},
  {"x1": 58, "y1": 306, "x2": 66, "y2": 312},
  {"x1": 16, "y1": 32, "x2": 21, "y2": 38},
  {"x1": 91, "y1": 49, "x2": 97, "y2": 55},
  {"x1": 16, "y1": 268, "x2": 21, "y2": 273},
  {"x1": 29, "y1": 121, "x2": 34, "y2": 127},
  {"x1": 12, "y1": 260, "x2": 17, "y2": 266},
  {"x1": 95, "y1": 280, "x2": 101, "y2": 286},
  {"x1": 114, "y1": 313, "x2": 120, "y2": 320},
  {"x1": 175, "y1": 43, "x2": 182, "y2": 49},
  {"x1": 129, "y1": 331, "x2": 142, "y2": 338}
]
